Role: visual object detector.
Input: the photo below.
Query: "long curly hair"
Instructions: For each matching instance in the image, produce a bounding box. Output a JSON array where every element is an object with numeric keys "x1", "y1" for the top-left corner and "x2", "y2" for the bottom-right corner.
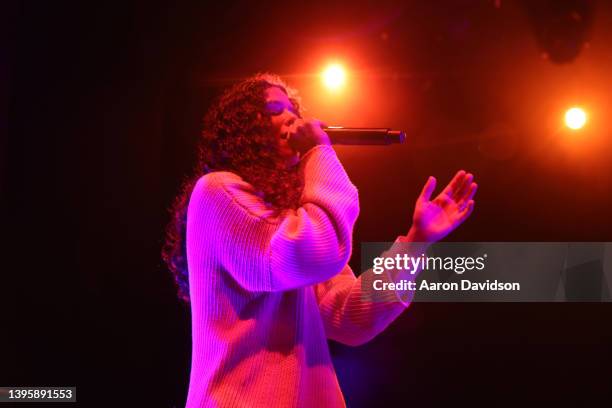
[{"x1": 162, "y1": 73, "x2": 304, "y2": 302}]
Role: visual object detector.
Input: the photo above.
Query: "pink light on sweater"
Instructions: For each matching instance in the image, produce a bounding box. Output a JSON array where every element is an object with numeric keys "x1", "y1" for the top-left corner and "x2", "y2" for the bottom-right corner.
[{"x1": 185, "y1": 145, "x2": 408, "y2": 407}]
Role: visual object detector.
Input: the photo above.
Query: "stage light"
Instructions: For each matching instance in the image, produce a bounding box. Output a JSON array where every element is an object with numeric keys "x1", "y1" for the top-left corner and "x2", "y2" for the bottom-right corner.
[
  {"x1": 322, "y1": 64, "x2": 346, "y2": 91},
  {"x1": 565, "y1": 107, "x2": 587, "y2": 130}
]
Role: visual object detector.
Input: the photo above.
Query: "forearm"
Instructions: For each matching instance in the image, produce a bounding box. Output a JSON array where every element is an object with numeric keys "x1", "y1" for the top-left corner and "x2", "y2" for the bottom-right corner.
[
  {"x1": 316, "y1": 232, "x2": 430, "y2": 346},
  {"x1": 190, "y1": 144, "x2": 360, "y2": 293},
  {"x1": 385, "y1": 227, "x2": 432, "y2": 303}
]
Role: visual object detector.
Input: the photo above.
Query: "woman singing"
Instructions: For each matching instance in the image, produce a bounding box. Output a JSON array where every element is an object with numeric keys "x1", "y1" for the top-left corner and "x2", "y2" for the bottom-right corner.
[{"x1": 163, "y1": 73, "x2": 477, "y2": 407}]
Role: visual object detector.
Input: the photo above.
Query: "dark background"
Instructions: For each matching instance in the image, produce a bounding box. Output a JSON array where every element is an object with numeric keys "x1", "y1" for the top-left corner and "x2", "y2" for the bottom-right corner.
[{"x1": 4, "y1": 0, "x2": 612, "y2": 406}]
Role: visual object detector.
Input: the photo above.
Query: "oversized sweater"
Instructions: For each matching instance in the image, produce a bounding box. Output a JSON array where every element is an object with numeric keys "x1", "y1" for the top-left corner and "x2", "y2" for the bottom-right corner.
[{"x1": 185, "y1": 145, "x2": 410, "y2": 408}]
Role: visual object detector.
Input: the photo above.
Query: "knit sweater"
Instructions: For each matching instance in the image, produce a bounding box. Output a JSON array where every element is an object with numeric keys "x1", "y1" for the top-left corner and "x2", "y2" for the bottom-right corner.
[{"x1": 185, "y1": 145, "x2": 410, "y2": 408}]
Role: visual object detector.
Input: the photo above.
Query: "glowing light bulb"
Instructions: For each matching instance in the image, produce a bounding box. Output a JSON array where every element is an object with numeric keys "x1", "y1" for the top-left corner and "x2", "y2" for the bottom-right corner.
[
  {"x1": 565, "y1": 107, "x2": 587, "y2": 130},
  {"x1": 322, "y1": 64, "x2": 346, "y2": 90}
]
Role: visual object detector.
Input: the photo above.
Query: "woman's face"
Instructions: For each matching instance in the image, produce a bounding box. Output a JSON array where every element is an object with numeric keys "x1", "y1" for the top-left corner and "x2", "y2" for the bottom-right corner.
[{"x1": 264, "y1": 86, "x2": 301, "y2": 167}]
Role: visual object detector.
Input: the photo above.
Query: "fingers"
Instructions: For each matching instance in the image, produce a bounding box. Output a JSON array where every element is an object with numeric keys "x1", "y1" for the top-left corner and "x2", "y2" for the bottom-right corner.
[
  {"x1": 311, "y1": 118, "x2": 327, "y2": 129},
  {"x1": 441, "y1": 170, "x2": 466, "y2": 198},
  {"x1": 287, "y1": 118, "x2": 330, "y2": 153},
  {"x1": 419, "y1": 176, "x2": 437, "y2": 202},
  {"x1": 466, "y1": 182, "x2": 478, "y2": 202},
  {"x1": 457, "y1": 199, "x2": 475, "y2": 224},
  {"x1": 457, "y1": 182, "x2": 477, "y2": 210},
  {"x1": 422, "y1": 171, "x2": 477, "y2": 208},
  {"x1": 441, "y1": 170, "x2": 475, "y2": 203},
  {"x1": 455, "y1": 172, "x2": 474, "y2": 201},
  {"x1": 290, "y1": 118, "x2": 325, "y2": 136}
]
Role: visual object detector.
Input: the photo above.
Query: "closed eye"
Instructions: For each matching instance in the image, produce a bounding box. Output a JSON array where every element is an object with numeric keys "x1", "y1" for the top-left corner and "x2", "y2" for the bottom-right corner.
[
  {"x1": 265, "y1": 100, "x2": 300, "y2": 117},
  {"x1": 265, "y1": 101, "x2": 286, "y2": 116}
]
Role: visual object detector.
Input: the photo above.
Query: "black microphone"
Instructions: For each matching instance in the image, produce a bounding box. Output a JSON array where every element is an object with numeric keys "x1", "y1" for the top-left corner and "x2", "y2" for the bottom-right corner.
[{"x1": 323, "y1": 127, "x2": 406, "y2": 145}]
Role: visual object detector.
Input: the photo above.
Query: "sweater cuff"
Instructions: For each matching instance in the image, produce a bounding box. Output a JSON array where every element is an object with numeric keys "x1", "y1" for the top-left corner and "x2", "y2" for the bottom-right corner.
[
  {"x1": 298, "y1": 144, "x2": 357, "y2": 193},
  {"x1": 300, "y1": 143, "x2": 332, "y2": 161},
  {"x1": 386, "y1": 236, "x2": 420, "y2": 307}
]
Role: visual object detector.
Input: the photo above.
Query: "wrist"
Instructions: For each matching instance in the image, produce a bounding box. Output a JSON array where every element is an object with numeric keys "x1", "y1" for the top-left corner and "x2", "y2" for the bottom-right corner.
[
  {"x1": 399, "y1": 227, "x2": 432, "y2": 252},
  {"x1": 406, "y1": 226, "x2": 428, "y2": 242}
]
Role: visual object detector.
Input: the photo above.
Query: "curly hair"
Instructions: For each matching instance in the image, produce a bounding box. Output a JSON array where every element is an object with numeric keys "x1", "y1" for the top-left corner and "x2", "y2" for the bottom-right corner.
[{"x1": 162, "y1": 73, "x2": 304, "y2": 302}]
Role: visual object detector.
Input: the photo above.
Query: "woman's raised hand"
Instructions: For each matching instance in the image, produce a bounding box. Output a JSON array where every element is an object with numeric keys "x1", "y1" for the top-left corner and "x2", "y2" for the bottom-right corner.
[{"x1": 407, "y1": 170, "x2": 477, "y2": 243}]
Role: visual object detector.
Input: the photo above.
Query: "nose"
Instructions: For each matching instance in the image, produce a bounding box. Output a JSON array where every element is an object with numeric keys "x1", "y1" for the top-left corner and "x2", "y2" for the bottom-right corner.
[{"x1": 284, "y1": 109, "x2": 298, "y2": 127}]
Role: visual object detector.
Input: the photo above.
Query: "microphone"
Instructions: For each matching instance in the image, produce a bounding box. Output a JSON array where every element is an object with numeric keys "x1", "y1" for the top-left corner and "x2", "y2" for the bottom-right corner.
[{"x1": 323, "y1": 127, "x2": 406, "y2": 145}]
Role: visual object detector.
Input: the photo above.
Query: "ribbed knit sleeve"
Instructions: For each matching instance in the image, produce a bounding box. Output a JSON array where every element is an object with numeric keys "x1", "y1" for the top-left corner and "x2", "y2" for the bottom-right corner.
[
  {"x1": 314, "y1": 241, "x2": 413, "y2": 347},
  {"x1": 187, "y1": 145, "x2": 359, "y2": 293}
]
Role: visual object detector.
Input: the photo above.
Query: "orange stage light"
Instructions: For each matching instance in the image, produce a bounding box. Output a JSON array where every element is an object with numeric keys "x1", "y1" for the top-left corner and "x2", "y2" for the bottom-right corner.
[
  {"x1": 564, "y1": 107, "x2": 587, "y2": 130},
  {"x1": 322, "y1": 63, "x2": 346, "y2": 91}
]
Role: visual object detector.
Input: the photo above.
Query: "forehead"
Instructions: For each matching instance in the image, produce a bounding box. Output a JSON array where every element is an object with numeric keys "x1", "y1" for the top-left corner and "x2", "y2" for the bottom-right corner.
[{"x1": 264, "y1": 86, "x2": 289, "y2": 102}]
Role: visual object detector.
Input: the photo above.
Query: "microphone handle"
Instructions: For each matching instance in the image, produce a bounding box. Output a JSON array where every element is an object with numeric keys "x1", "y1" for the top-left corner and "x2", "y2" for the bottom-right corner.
[{"x1": 322, "y1": 127, "x2": 406, "y2": 145}]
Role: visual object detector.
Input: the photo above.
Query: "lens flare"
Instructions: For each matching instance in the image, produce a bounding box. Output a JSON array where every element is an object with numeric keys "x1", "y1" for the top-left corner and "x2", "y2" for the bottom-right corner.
[
  {"x1": 564, "y1": 107, "x2": 587, "y2": 130},
  {"x1": 322, "y1": 64, "x2": 346, "y2": 90}
]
